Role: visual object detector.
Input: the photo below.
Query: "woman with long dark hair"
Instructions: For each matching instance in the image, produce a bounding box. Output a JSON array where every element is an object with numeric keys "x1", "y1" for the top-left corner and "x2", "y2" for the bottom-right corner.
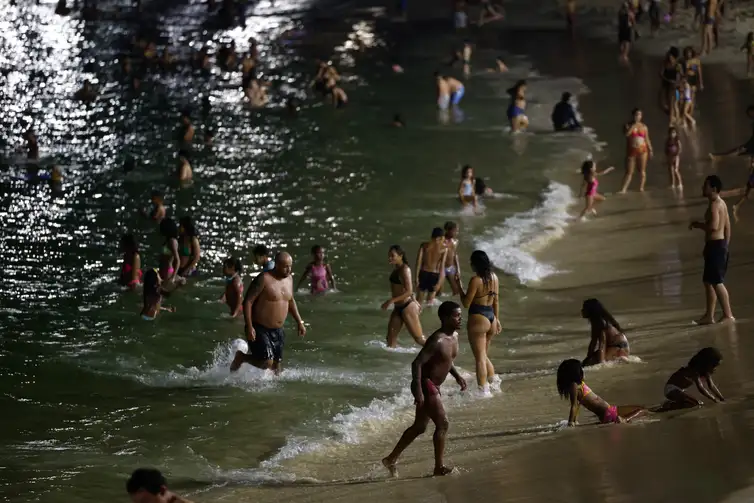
[
  {"x1": 457, "y1": 250, "x2": 500, "y2": 395},
  {"x1": 581, "y1": 298, "x2": 630, "y2": 366},
  {"x1": 158, "y1": 218, "x2": 181, "y2": 285},
  {"x1": 382, "y1": 245, "x2": 425, "y2": 348},
  {"x1": 177, "y1": 216, "x2": 201, "y2": 278}
]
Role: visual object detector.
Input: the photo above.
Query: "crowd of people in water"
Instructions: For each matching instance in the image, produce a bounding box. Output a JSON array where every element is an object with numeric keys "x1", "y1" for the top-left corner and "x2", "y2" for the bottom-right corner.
[{"x1": 9, "y1": 0, "x2": 749, "y2": 498}]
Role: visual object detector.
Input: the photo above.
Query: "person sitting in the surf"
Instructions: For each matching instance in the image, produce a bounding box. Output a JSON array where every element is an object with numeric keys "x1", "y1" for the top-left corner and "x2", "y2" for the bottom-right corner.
[
  {"x1": 658, "y1": 347, "x2": 724, "y2": 411},
  {"x1": 551, "y1": 92, "x2": 582, "y2": 131},
  {"x1": 580, "y1": 298, "x2": 630, "y2": 366}
]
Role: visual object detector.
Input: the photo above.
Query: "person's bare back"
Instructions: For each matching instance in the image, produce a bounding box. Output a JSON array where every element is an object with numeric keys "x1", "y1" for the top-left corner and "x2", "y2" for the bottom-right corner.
[
  {"x1": 421, "y1": 242, "x2": 445, "y2": 273},
  {"x1": 705, "y1": 197, "x2": 730, "y2": 242}
]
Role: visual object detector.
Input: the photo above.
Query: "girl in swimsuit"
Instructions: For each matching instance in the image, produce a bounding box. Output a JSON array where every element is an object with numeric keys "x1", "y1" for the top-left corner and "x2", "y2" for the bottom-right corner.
[
  {"x1": 682, "y1": 47, "x2": 703, "y2": 112},
  {"x1": 578, "y1": 159, "x2": 614, "y2": 219},
  {"x1": 458, "y1": 165, "x2": 478, "y2": 210},
  {"x1": 620, "y1": 108, "x2": 653, "y2": 193},
  {"x1": 382, "y1": 245, "x2": 425, "y2": 348},
  {"x1": 158, "y1": 218, "x2": 182, "y2": 287},
  {"x1": 580, "y1": 298, "x2": 630, "y2": 366},
  {"x1": 177, "y1": 216, "x2": 201, "y2": 278},
  {"x1": 220, "y1": 257, "x2": 243, "y2": 318},
  {"x1": 676, "y1": 77, "x2": 696, "y2": 129},
  {"x1": 659, "y1": 347, "x2": 724, "y2": 411},
  {"x1": 141, "y1": 269, "x2": 176, "y2": 320},
  {"x1": 457, "y1": 250, "x2": 500, "y2": 395},
  {"x1": 665, "y1": 126, "x2": 683, "y2": 189},
  {"x1": 506, "y1": 80, "x2": 528, "y2": 132},
  {"x1": 297, "y1": 245, "x2": 337, "y2": 294},
  {"x1": 119, "y1": 233, "x2": 142, "y2": 289},
  {"x1": 557, "y1": 359, "x2": 646, "y2": 426}
]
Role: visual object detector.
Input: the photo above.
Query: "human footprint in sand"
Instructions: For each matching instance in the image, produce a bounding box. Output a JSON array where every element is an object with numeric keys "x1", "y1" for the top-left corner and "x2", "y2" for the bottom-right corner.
[
  {"x1": 688, "y1": 175, "x2": 734, "y2": 325},
  {"x1": 382, "y1": 301, "x2": 467, "y2": 478},
  {"x1": 658, "y1": 347, "x2": 724, "y2": 411},
  {"x1": 578, "y1": 159, "x2": 614, "y2": 219}
]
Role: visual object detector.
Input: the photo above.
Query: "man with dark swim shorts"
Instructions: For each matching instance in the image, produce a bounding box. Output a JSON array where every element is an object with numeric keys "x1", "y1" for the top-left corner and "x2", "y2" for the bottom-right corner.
[
  {"x1": 382, "y1": 301, "x2": 467, "y2": 477},
  {"x1": 689, "y1": 175, "x2": 734, "y2": 324},
  {"x1": 230, "y1": 252, "x2": 306, "y2": 374},
  {"x1": 415, "y1": 227, "x2": 448, "y2": 305}
]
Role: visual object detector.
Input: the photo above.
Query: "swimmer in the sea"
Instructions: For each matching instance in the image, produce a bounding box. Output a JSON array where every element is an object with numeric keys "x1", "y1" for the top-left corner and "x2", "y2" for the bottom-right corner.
[
  {"x1": 119, "y1": 233, "x2": 142, "y2": 290},
  {"x1": 141, "y1": 269, "x2": 175, "y2": 320},
  {"x1": 296, "y1": 244, "x2": 336, "y2": 294},
  {"x1": 178, "y1": 109, "x2": 195, "y2": 146},
  {"x1": 551, "y1": 92, "x2": 582, "y2": 131},
  {"x1": 158, "y1": 217, "x2": 181, "y2": 286},
  {"x1": 485, "y1": 56, "x2": 508, "y2": 73},
  {"x1": 383, "y1": 245, "x2": 425, "y2": 347},
  {"x1": 658, "y1": 347, "x2": 724, "y2": 411},
  {"x1": 146, "y1": 190, "x2": 166, "y2": 223},
  {"x1": 382, "y1": 301, "x2": 467, "y2": 478},
  {"x1": 220, "y1": 257, "x2": 244, "y2": 318},
  {"x1": 392, "y1": 114, "x2": 405, "y2": 127},
  {"x1": 127, "y1": 468, "x2": 194, "y2": 503},
  {"x1": 458, "y1": 164, "x2": 478, "y2": 211},
  {"x1": 177, "y1": 216, "x2": 201, "y2": 278},
  {"x1": 177, "y1": 150, "x2": 192, "y2": 182},
  {"x1": 506, "y1": 80, "x2": 528, "y2": 132},
  {"x1": 442, "y1": 221, "x2": 462, "y2": 296},
  {"x1": 580, "y1": 298, "x2": 630, "y2": 366},
  {"x1": 253, "y1": 244, "x2": 275, "y2": 272},
  {"x1": 557, "y1": 359, "x2": 646, "y2": 425},
  {"x1": 578, "y1": 159, "x2": 614, "y2": 219},
  {"x1": 665, "y1": 126, "x2": 683, "y2": 189},
  {"x1": 415, "y1": 228, "x2": 448, "y2": 305},
  {"x1": 435, "y1": 73, "x2": 465, "y2": 110}
]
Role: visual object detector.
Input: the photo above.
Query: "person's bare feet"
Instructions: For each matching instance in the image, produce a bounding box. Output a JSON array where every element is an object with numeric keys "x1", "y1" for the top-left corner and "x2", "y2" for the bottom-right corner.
[
  {"x1": 718, "y1": 315, "x2": 736, "y2": 323},
  {"x1": 694, "y1": 316, "x2": 715, "y2": 325},
  {"x1": 230, "y1": 350, "x2": 245, "y2": 372},
  {"x1": 433, "y1": 465, "x2": 454, "y2": 476},
  {"x1": 382, "y1": 457, "x2": 397, "y2": 477}
]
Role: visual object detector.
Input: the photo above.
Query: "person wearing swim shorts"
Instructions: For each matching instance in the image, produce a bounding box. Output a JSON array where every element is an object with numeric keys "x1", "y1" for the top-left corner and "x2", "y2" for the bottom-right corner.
[
  {"x1": 689, "y1": 175, "x2": 734, "y2": 324},
  {"x1": 230, "y1": 252, "x2": 306, "y2": 374},
  {"x1": 658, "y1": 347, "x2": 724, "y2": 411},
  {"x1": 126, "y1": 468, "x2": 195, "y2": 503},
  {"x1": 415, "y1": 228, "x2": 448, "y2": 305},
  {"x1": 441, "y1": 221, "x2": 462, "y2": 296},
  {"x1": 382, "y1": 301, "x2": 467, "y2": 478},
  {"x1": 253, "y1": 244, "x2": 275, "y2": 272},
  {"x1": 557, "y1": 359, "x2": 646, "y2": 426},
  {"x1": 457, "y1": 250, "x2": 500, "y2": 395},
  {"x1": 141, "y1": 269, "x2": 175, "y2": 321},
  {"x1": 383, "y1": 245, "x2": 425, "y2": 347},
  {"x1": 580, "y1": 298, "x2": 630, "y2": 366},
  {"x1": 619, "y1": 108, "x2": 653, "y2": 193}
]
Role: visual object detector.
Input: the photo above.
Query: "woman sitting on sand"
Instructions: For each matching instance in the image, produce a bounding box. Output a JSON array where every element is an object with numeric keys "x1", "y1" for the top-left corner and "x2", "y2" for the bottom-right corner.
[
  {"x1": 619, "y1": 107, "x2": 653, "y2": 193},
  {"x1": 506, "y1": 80, "x2": 528, "y2": 132},
  {"x1": 581, "y1": 298, "x2": 629, "y2": 366}
]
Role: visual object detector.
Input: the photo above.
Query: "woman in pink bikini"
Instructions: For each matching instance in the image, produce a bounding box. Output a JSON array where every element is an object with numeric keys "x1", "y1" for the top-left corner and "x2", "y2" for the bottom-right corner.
[
  {"x1": 578, "y1": 158, "x2": 614, "y2": 219},
  {"x1": 297, "y1": 245, "x2": 337, "y2": 294},
  {"x1": 119, "y1": 233, "x2": 142, "y2": 289},
  {"x1": 619, "y1": 108, "x2": 654, "y2": 193},
  {"x1": 557, "y1": 359, "x2": 646, "y2": 426}
]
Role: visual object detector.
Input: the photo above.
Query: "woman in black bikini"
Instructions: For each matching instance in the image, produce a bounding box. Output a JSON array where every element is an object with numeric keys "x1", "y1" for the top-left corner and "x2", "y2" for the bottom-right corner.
[
  {"x1": 581, "y1": 298, "x2": 630, "y2": 366},
  {"x1": 456, "y1": 250, "x2": 501, "y2": 394},
  {"x1": 381, "y1": 245, "x2": 425, "y2": 348}
]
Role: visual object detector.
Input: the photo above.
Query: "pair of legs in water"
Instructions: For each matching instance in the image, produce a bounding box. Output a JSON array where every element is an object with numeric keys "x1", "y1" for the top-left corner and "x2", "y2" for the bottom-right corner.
[
  {"x1": 468, "y1": 311, "x2": 496, "y2": 392},
  {"x1": 620, "y1": 150, "x2": 649, "y2": 193},
  {"x1": 386, "y1": 298, "x2": 424, "y2": 347}
]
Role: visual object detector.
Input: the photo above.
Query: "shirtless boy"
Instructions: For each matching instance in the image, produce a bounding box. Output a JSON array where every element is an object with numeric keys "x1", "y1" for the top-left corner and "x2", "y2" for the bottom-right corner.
[
  {"x1": 688, "y1": 175, "x2": 734, "y2": 324},
  {"x1": 415, "y1": 228, "x2": 448, "y2": 305},
  {"x1": 230, "y1": 252, "x2": 306, "y2": 373},
  {"x1": 382, "y1": 301, "x2": 467, "y2": 477}
]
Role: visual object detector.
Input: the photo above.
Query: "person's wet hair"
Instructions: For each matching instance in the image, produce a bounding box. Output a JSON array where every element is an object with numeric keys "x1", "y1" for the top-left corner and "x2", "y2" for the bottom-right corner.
[
  {"x1": 582, "y1": 298, "x2": 622, "y2": 332},
  {"x1": 142, "y1": 269, "x2": 161, "y2": 305},
  {"x1": 705, "y1": 174, "x2": 723, "y2": 192},
  {"x1": 121, "y1": 233, "x2": 138, "y2": 253},
  {"x1": 431, "y1": 227, "x2": 444, "y2": 239},
  {"x1": 557, "y1": 359, "x2": 584, "y2": 398},
  {"x1": 224, "y1": 256, "x2": 243, "y2": 274},
  {"x1": 688, "y1": 347, "x2": 722, "y2": 375},
  {"x1": 461, "y1": 164, "x2": 473, "y2": 179},
  {"x1": 126, "y1": 468, "x2": 166, "y2": 495},
  {"x1": 179, "y1": 216, "x2": 198, "y2": 237},
  {"x1": 253, "y1": 244, "x2": 270, "y2": 257},
  {"x1": 581, "y1": 160, "x2": 595, "y2": 179},
  {"x1": 470, "y1": 250, "x2": 493, "y2": 287},
  {"x1": 159, "y1": 217, "x2": 178, "y2": 239},
  {"x1": 444, "y1": 221, "x2": 458, "y2": 232},
  {"x1": 389, "y1": 244, "x2": 408, "y2": 264},
  {"x1": 507, "y1": 80, "x2": 526, "y2": 97},
  {"x1": 438, "y1": 300, "x2": 461, "y2": 320}
]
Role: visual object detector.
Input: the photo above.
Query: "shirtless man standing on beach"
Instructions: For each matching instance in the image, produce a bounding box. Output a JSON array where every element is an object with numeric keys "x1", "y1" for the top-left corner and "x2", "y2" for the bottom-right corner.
[
  {"x1": 382, "y1": 301, "x2": 467, "y2": 478},
  {"x1": 230, "y1": 252, "x2": 306, "y2": 374},
  {"x1": 415, "y1": 228, "x2": 448, "y2": 305},
  {"x1": 689, "y1": 175, "x2": 735, "y2": 324}
]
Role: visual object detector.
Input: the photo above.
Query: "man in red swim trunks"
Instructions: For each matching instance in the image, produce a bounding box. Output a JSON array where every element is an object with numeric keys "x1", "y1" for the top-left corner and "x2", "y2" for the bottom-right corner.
[{"x1": 382, "y1": 301, "x2": 467, "y2": 477}]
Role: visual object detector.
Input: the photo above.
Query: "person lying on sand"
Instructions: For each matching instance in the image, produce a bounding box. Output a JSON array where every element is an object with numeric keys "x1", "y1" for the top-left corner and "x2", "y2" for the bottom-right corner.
[
  {"x1": 657, "y1": 347, "x2": 724, "y2": 411},
  {"x1": 580, "y1": 298, "x2": 629, "y2": 366}
]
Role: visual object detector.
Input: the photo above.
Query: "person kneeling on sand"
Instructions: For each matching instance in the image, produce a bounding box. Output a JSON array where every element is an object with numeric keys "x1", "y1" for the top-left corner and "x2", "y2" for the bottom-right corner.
[
  {"x1": 557, "y1": 359, "x2": 646, "y2": 425},
  {"x1": 126, "y1": 468, "x2": 194, "y2": 503},
  {"x1": 382, "y1": 301, "x2": 467, "y2": 477},
  {"x1": 658, "y1": 347, "x2": 724, "y2": 411},
  {"x1": 580, "y1": 298, "x2": 629, "y2": 366}
]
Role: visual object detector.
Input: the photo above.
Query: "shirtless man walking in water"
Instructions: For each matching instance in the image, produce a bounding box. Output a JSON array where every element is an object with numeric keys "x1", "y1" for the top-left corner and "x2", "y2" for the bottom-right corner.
[
  {"x1": 689, "y1": 175, "x2": 734, "y2": 324},
  {"x1": 230, "y1": 252, "x2": 306, "y2": 374},
  {"x1": 415, "y1": 228, "x2": 448, "y2": 305},
  {"x1": 382, "y1": 301, "x2": 467, "y2": 477}
]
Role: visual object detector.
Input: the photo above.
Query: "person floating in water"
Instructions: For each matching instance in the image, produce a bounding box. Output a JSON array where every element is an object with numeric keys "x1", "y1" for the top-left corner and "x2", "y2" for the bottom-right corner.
[
  {"x1": 126, "y1": 468, "x2": 194, "y2": 503},
  {"x1": 415, "y1": 228, "x2": 448, "y2": 305},
  {"x1": 551, "y1": 92, "x2": 582, "y2": 131},
  {"x1": 297, "y1": 245, "x2": 336, "y2": 294},
  {"x1": 141, "y1": 269, "x2": 175, "y2": 320},
  {"x1": 578, "y1": 158, "x2": 614, "y2": 219},
  {"x1": 659, "y1": 347, "x2": 724, "y2": 410},
  {"x1": 557, "y1": 359, "x2": 646, "y2": 425},
  {"x1": 220, "y1": 257, "x2": 244, "y2": 318},
  {"x1": 119, "y1": 233, "x2": 142, "y2": 289},
  {"x1": 382, "y1": 301, "x2": 467, "y2": 478},
  {"x1": 580, "y1": 298, "x2": 630, "y2": 366}
]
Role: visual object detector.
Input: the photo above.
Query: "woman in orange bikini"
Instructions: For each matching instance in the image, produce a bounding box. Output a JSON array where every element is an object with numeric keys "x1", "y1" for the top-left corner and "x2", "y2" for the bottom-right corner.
[{"x1": 620, "y1": 108, "x2": 654, "y2": 193}]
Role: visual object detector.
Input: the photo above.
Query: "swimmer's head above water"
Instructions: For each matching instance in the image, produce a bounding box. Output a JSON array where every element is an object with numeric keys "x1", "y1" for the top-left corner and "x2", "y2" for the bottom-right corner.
[
  {"x1": 311, "y1": 244, "x2": 325, "y2": 263},
  {"x1": 438, "y1": 300, "x2": 463, "y2": 329}
]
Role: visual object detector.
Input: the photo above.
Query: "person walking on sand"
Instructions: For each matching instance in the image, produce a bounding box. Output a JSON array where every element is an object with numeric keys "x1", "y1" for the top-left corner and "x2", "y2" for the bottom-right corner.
[
  {"x1": 620, "y1": 108, "x2": 653, "y2": 193},
  {"x1": 688, "y1": 175, "x2": 734, "y2": 324},
  {"x1": 415, "y1": 228, "x2": 448, "y2": 305},
  {"x1": 382, "y1": 301, "x2": 467, "y2": 478},
  {"x1": 126, "y1": 468, "x2": 194, "y2": 503},
  {"x1": 230, "y1": 252, "x2": 306, "y2": 374}
]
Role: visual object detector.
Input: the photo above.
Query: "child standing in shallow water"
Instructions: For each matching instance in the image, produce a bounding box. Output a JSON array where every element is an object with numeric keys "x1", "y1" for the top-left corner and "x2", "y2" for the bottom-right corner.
[
  {"x1": 578, "y1": 159, "x2": 614, "y2": 219},
  {"x1": 660, "y1": 347, "x2": 724, "y2": 410},
  {"x1": 297, "y1": 245, "x2": 336, "y2": 294},
  {"x1": 665, "y1": 126, "x2": 683, "y2": 189},
  {"x1": 557, "y1": 359, "x2": 646, "y2": 425},
  {"x1": 220, "y1": 257, "x2": 243, "y2": 317}
]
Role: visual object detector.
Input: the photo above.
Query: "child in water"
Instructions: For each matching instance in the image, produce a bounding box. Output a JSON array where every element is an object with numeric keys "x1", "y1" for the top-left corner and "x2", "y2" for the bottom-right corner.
[
  {"x1": 660, "y1": 347, "x2": 724, "y2": 410},
  {"x1": 741, "y1": 32, "x2": 754, "y2": 77},
  {"x1": 119, "y1": 233, "x2": 142, "y2": 289},
  {"x1": 220, "y1": 257, "x2": 243, "y2": 317},
  {"x1": 578, "y1": 159, "x2": 614, "y2": 219},
  {"x1": 297, "y1": 245, "x2": 337, "y2": 294},
  {"x1": 141, "y1": 269, "x2": 175, "y2": 320},
  {"x1": 458, "y1": 165, "x2": 478, "y2": 211},
  {"x1": 557, "y1": 358, "x2": 646, "y2": 425},
  {"x1": 665, "y1": 126, "x2": 683, "y2": 189},
  {"x1": 143, "y1": 190, "x2": 166, "y2": 223}
]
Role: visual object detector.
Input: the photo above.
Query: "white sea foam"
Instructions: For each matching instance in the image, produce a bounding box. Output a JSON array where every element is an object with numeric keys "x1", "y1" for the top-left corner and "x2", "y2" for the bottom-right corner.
[
  {"x1": 474, "y1": 181, "x2": 576, "y2": 284},
  {"x1": 365, "y1": 340, "x2": 420, "y2": 354}
]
